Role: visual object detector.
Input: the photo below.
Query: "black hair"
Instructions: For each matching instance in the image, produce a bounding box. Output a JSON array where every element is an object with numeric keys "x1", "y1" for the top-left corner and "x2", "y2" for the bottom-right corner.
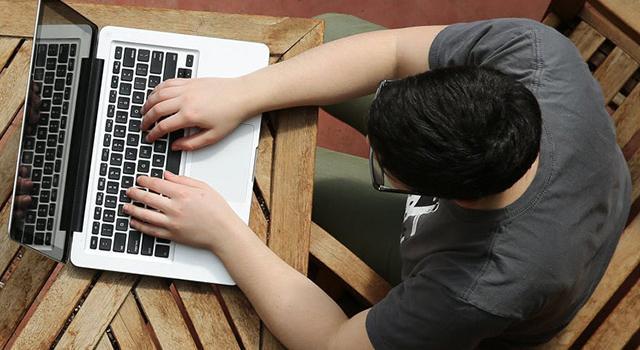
[{"x1": 367, "y1": 66, "x2": 541, "y2": 200}]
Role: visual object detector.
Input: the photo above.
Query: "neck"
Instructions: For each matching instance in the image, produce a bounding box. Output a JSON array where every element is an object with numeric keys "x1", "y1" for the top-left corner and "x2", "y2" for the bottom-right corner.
[{"x1": 454, "y1": 155, "x2": 540, "y2": 210}]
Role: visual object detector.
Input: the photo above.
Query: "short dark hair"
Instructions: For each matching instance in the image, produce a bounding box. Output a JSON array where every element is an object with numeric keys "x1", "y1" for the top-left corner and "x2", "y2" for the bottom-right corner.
[{"x1": 367, "y1": 66, "x2": 541, "y2": 200}]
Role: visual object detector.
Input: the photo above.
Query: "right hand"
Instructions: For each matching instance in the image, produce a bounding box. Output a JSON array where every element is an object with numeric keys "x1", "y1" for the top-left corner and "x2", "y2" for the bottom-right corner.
[{"x1": 141, "y1": 77, "x2": 257, "y2": 151}]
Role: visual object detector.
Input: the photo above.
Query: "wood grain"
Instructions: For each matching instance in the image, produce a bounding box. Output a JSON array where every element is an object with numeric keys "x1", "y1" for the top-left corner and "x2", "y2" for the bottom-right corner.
[
  {"x1": 310, "y1": 222, "x2": 391, "y2": 304},
  {"x1": 255, "y1": 121, "x2": 274, "y2": 207},
  {"x1": 0, "y1": 204, "x2": 20, "y2": 275},
  {"x1": 109, "y1": 293, "x2": 157, "y2": 350},
  {"x1": 593, "y1": 46, "x2": 639, "y2": 104},
  {"x1": 583, "y1": 274, "x2": 640, "y2": 349},
  {"x1": 9, "y1": 264, "x2": 96, "y2": 349},
  {"x1": 0, "y1": 1, "x2": 321, "y2": 59},
  {"x1": 589, "y1": 0, "x2": 640, "y2": 41},
  {"x1": 135, "y1": 278, "x2": 198, "y2": 350},
  {"x1": 541, "y1": 215, "x2": 640, "y2": 348},
  {"x1": 569, "y1": 21, "x2": 606, "y2": 60},
  {"x1": 218, "y1": 285, "x2": 261, "y2": 350},
  {"x1": 628, "y1": 150, "x2": 640, "y2": 204},
  {"x1": 0, "y1": 109, "x2": 22, "y2": 203},
  {"x1": 0, "y1": 37, "x2": 20, "y2": 69},
  {"x1": 614, "y1": 84, "x2": 640, "y2": 147},
  {"x1": 174, "y1": 281, "x2": 240, "y2": 349},
  {"x1": 95, "y1": 332, "x2": 114, "y2": 350},
  {"x1": 0, "y1": 40, "x2": 30, "y2": 136},
  {"x1": 0, "y1": 250, "x2": 56, "y2": 348},
  {"x1": 581, "y1": 3, "x2": 640, "y2": 63},
  {"x1": 56, "y1": 272, "x2": 138, "y2": 349},
  {"x1": 249, "y1": 193, "x2": 268, "y2": 243}
]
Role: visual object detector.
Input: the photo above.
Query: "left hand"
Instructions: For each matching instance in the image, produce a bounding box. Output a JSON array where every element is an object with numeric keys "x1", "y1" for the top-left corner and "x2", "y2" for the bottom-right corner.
[{"x1": 123, "y1": 171, "x2": 245, "y2": 252}]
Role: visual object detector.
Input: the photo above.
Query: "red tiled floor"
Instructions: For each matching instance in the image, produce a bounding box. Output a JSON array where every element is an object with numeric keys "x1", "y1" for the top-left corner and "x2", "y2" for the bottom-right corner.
[{"x1": 77, "y1": 0, "x2": 551, "y2": 158}]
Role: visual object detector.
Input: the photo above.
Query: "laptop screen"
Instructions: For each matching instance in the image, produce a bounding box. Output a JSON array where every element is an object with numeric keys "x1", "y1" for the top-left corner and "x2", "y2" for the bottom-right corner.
[{"x1": 9, "y1": 0, "x2": 96, "y2": 261}]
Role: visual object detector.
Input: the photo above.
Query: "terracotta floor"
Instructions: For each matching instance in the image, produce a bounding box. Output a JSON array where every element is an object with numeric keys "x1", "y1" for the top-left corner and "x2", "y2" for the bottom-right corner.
[{"x1": 78, "y1": 0, "x2": 552, "y2": 158}]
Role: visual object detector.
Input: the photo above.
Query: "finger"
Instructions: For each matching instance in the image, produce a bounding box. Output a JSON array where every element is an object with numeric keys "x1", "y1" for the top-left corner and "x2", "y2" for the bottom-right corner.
[
  {"x1": 142, "y1": 80, "x2": 187, "y2": 113},
  {"x1": 129, "y1": 219, "x2": 173, "y2": 240},
  {"x1": 126, "y1": 186, "x2": 171, "y2": 211},
  {"x1": 15, "y1": 195, "x2": 32, "y2": 208},
  {"x1": 171, "y1": 129, "x2": 223, "y2": 151},
  {"x1": 17, "y1": 178, "x2": 33, "y2": 194},
  {"x1": 145, "y1": 113, "x2": 190, "y2": 143},
  {"x1": 135, "y1": 175, "x2": 185, "y2": 198},
  {"x1": 123, "y1": 203, "x2": 170, "y2": 227},
  {"x1": 141, "y1": 93, "x2": 181, "y2": 130},
  {"x1": 164, "y1": 171, "x2": 207, "y2": 189}
]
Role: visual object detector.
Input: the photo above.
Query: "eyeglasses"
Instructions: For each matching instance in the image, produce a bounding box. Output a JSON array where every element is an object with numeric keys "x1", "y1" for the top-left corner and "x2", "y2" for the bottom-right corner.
[{"x1": 368, "y1": 80, "x2": 430, "y2": 196}]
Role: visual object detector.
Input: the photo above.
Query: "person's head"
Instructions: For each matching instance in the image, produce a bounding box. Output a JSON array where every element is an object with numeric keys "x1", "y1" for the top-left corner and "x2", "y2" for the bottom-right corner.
[{"x1": 367, "y1": 66, "x2": 541, "y2": 200}]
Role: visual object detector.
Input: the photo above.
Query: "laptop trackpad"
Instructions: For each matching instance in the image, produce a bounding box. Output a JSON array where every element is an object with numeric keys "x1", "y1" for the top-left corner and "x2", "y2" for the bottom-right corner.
[{"x1": 184, "y1": 124, "x2": 255, "y2": 203}]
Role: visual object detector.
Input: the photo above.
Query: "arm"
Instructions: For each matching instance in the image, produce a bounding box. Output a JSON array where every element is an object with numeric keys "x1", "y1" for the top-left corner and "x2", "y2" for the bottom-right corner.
[
  {"x1": 141, "y1": 25, "x2": 446, "y2": 150},
  {"x1": 123, "y1": 173, "x2": 373, "y2": 349}
]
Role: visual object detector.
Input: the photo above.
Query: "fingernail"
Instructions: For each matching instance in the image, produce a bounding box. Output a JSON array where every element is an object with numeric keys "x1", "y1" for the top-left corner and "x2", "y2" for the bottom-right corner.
[{"x1": 123, "y1": 204, "x2": 130, "y2": 211}]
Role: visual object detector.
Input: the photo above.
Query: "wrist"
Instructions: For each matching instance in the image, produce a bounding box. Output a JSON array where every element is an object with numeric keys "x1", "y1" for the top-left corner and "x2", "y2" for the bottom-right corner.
[
  {"x1": 207, "y1": 217, "x2": 257, "y2": 259},
  {"x1": 239, "y1": 69, "x2": 278, "y2": 117}
]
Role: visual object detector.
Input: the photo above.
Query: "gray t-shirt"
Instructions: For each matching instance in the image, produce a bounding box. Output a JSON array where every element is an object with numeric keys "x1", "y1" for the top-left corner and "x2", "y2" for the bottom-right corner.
[{"x1": 365, "y1": 18, "x2": 631, "y2": 349}]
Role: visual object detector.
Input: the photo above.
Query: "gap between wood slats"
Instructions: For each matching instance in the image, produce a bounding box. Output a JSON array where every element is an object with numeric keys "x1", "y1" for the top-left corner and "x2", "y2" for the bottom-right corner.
[
  {"x1": 571, "y1": 264, "x2": 640, "y2": 349},
  {"x1": 168, "y1": 282, "x2": 205, "y2": 349},
  {"x1": 581, "y1": 3, "x2": 640, "y2": 64}
]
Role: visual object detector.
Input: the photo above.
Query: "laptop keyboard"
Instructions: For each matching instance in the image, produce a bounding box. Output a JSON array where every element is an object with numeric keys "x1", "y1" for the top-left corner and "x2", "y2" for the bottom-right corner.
[
  {"x1": 90, "y1": 44, "x2": 194, "y2": 258},
  {"x1": 19, "y1": 42, "x2": 77, "y2": 247}
]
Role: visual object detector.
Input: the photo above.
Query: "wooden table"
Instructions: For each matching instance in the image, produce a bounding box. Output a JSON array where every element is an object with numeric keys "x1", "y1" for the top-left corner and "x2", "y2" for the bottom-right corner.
[{"x1": 0, "y1": 1, "x2": 322, "y2": 348}]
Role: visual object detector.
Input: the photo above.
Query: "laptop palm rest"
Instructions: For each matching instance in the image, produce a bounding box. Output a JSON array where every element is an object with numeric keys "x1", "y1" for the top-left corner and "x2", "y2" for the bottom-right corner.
[{"x1": 183, "y1": 123, "x2": 255, "y2": 204}]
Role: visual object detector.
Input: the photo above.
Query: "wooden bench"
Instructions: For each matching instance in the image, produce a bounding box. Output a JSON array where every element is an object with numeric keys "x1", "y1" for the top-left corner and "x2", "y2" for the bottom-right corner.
[{"x1": 308, "y1": 0, "x2": 640, "y2": 347}]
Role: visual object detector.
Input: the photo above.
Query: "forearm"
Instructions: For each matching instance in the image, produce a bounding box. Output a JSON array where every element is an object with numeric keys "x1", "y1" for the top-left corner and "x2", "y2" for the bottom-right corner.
[
  {"x1": 243, "y1": 25, "x2": 446, "y2": 115},
  {"x1": 214, "y1": 223, "x2": 351, "y2": 350}
]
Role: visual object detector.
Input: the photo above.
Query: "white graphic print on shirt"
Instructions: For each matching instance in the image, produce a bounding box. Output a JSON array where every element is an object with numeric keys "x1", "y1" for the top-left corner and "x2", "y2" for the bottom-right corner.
[{"x1": 401, "y1": 195, "x2": 439, "y2": 243}]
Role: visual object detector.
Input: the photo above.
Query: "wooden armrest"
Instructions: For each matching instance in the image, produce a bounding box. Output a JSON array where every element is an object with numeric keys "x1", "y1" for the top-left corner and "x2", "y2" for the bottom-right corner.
[{"x1": 310, "y1": 222, "x2": 391, "y2": 305}]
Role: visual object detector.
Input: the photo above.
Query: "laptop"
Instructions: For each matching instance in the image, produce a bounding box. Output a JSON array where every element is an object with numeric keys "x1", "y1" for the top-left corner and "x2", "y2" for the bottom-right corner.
[{"x1": 7, "y1": 0, "x2": 269, "y2": 284}]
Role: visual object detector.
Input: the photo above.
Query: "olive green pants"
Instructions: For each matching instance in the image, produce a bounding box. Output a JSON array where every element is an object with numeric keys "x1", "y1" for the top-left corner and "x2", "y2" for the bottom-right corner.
[{"x1": 312, "y1": 13, "x2": 405, "y2": 286}]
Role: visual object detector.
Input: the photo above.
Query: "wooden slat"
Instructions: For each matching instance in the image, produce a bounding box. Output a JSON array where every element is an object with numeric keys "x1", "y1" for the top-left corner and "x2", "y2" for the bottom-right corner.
[
  {"x1": 581, "y1": 3, "x2": 640, "y2": 63},
  {"x1": 629, "y1": 150, "x2": 640, "y2": 204},
  {"x1": 261, "y1": 22, "x2": 323, "y2": 350},
  {"x1": 174, "y1": 281, "x2": 239, "y2": 349},
  {"x1": 255, "y1": 121, "x2": 274, "y2": 207},
  {"x1": 593, "y1": 46, "x2": 639, "y2": 104},
  {"x1": 95, "y1": 332, "x2": 114, "y2": 350},
  {"x1": 267, "y1": 21, "x2": 323, "y2": 274},
  {"x1": 0, "y1": 109, "x2": 23, "y2": 203},
  {"x1": 569, "y1": 21, "x2": 607, "y2": 60},
  {"x1": 615, "y1": 84, "x2": 640, "y2": 147},
  {"x1": 589, "y1": 0, "x2": 640, "y2": 41},
  {"x1": 583, "y1": 274, "x2": 640, "y2": 349},
  {"x1": 0, "y1": 250, "x2": 56, "y2": 348},
  {"x1": 0, "y1": 37, "x2": 20, "y2": 69},
  {"x1": 310, "y1": 222, "x2": 391, "y2": 305},
  {"x1": 0, "y1": 40, "x2": 30, "y2": 135},
  {"x1": 109, "y1": 293, "x2": 157, "y2": 350},
  {"x1": 542, "y1": 12, "x2": 562, "y2": 29},
  {"x1": 0, "y1": 1, "x2": 320, "y2": 58},
  {"x1": 56, "y1": 272, "x2": 138, "y2": 349},
  {"x1": 541, "y1": 215, "x2": 640, "y2": 348},
  {"x1": 9, "y1": 264, "x2": 96, "y2": 349},
  {"x1": 249, "y1": 193, "x2": 268, "y2": 243},
  {"x1": 218, "y1": 285, "x2": 261, "y2": 350},
  {"x1": 0, "y1": 204, "x2": 20, "y2": 274},
  {"x1": 134, "y1": 278, "x2": 198, "y2": 350}
]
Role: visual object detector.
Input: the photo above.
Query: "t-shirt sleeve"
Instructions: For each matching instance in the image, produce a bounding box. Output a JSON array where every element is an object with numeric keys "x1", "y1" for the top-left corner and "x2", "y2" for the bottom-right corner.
[
  {"x1": 366, "y1": 272, "x2": 512, "y2": 349},
  {"x1": 429, "y1": 18, "x2": 591, "y2": 96},
  {"x1": 428, "y1": 18, "x2": 608, "y2": 132}
]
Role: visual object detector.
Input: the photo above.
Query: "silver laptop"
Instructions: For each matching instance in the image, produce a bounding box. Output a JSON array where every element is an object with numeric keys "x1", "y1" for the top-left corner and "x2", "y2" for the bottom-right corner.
[{"x1": 7, "y1": 0, "x2": 269, "y2": 284}]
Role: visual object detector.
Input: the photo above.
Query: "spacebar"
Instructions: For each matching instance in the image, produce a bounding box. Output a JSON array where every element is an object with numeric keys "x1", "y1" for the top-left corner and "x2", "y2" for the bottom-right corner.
[{"x1": 166, "y1": 130, "x2": 183, "y2": 175}]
